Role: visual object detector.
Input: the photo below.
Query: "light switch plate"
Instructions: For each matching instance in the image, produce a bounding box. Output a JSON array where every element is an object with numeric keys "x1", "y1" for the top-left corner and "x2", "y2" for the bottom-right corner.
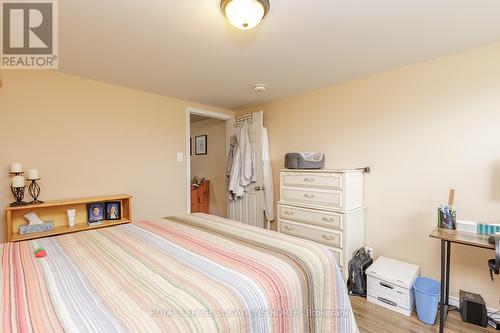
[{"x1": 177, "y1": 152, "x2": 183, "y2": 162}]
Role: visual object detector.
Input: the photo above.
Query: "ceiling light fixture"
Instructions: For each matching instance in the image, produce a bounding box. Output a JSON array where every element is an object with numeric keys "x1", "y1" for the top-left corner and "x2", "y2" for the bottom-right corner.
[{"x1": 221, "y1": 0, "x2": 270, "y2": 30}]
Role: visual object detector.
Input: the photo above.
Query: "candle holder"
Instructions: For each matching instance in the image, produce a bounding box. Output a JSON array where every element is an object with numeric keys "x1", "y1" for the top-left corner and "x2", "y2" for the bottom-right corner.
[
  {"x1": 10, "y1": 186, "x2": 28, "y2": 207},
  {"x1": 27, "y1": 178, "x2": 44, "y2": 204},
  {"x1": 9, "y1": 171, "x2": 24, "y2": 177}
]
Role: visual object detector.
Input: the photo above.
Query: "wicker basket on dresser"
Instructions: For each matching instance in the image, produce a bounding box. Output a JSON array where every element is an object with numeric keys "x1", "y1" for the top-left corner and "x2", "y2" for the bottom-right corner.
[{"x1": 277, "y1": 169, "x2": 365, "y2": 278}]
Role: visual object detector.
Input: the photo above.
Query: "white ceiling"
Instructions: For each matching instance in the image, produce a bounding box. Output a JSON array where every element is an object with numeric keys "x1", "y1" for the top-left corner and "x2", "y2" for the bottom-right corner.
[{"x1": 59, "y1": 0, "x2": 500, "y2": 109}]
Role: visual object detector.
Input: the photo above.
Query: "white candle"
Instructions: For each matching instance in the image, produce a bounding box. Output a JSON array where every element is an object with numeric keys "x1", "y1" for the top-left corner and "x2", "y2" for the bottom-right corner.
[
  {"x1": 12, "y1": 176, "x2": 25, "y2": 188},
  {"x1": 28, "y1": 169, "x2": 40, "y2": 180},
  {"x1": 10, "y1": 162, "x2": 23, "y2": 173}
]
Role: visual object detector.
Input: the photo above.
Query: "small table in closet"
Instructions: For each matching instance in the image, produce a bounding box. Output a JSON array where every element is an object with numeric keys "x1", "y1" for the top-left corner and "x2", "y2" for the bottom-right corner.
[{"x1": 191, "y1": 180, "x2": 210, "y2": 213}]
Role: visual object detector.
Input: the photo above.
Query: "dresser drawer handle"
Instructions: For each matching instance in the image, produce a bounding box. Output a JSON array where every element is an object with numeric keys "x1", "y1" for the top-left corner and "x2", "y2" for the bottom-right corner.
[
  {"x1": 377, "y1": 297, "x2": 397, "y2": 307},
  {"x1": 284, "y1": 210, "x2": 294, "y2": 216},
  {"x1": 322, "y1": 217, "x2": 336, "y2": 223},
  {"x1": 321, "y1": 234, "x2": 335, "y2": 241},
  {"x1": 379, "y1": 282, "x2": 394, "y2": 289},
  {"x1": 303, "y1": 177, "x2": 315, "y2": 182},
  {"x1": 284, "y1": 225, "x2": 294, "y2": 231},
  {"x1": 304, "y1": 194, "x2": 315, "y2": 199}
]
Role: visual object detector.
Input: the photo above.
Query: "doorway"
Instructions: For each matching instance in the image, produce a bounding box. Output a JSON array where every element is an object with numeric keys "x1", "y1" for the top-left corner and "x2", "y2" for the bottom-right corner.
[{"x1": 185, "y1": 107, "x2": 232, "y2": 217}]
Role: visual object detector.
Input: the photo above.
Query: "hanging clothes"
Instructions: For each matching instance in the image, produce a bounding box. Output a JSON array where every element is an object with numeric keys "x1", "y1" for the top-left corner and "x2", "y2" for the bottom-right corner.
[
  {"x1": 228, "y1": 138, "x2": 243, "y2": 198},
  {"x1": 239, "y1": 122, "x2": 256, "y2": 186},
  {"x1": 228, "y1": 122, "x2": 256, "y2": 199},
  {"x1": 226, "y1": 135, "x2": 238, "y2": 177},
  {"x1": 262, "y1": 127, "x2": 275, "y2": 222}
]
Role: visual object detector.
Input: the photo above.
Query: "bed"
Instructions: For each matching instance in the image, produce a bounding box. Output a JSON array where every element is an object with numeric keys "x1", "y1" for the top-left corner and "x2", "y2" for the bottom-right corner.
[{"x1": 1, "y1": 213, "x2": 358, "y2": 332}]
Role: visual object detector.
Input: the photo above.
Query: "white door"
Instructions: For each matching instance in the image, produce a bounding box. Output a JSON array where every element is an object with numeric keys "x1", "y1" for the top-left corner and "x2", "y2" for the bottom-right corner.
[{"x1": 227, "y1": 111, "x2": 265, "y2": 228}]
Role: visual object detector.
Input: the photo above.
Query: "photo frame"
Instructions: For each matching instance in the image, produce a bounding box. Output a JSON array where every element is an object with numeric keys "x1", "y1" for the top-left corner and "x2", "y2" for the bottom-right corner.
[
  {"x1": 105, "y1": 201, "x2": 121, "y2": 220},
  {"x1": 195, "y1": 135, "x2": 207, "y2": 155},
  {"x1": 87, "y1": 202, "x2": 105, "y2": 222},
  {"x1": 190, "y1": 137, "x2": 193, "y2": 156}
]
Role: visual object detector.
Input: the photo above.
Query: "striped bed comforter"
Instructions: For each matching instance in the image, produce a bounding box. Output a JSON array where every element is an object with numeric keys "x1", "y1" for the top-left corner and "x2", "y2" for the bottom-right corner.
[{"x1": 1, "y1": 213, "x2": 357, "y2": 332}]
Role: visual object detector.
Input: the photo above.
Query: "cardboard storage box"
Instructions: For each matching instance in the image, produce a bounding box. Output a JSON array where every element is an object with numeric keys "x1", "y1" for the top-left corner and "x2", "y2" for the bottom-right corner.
[{"x1": 366, "y1": 256, "x2": 420, "y2": 316}]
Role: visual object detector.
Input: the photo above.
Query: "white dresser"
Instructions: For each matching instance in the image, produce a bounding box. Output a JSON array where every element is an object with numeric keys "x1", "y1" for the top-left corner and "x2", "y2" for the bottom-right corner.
[{"x1": 277, "y1": 169, "x2": 366, "y2": 278}]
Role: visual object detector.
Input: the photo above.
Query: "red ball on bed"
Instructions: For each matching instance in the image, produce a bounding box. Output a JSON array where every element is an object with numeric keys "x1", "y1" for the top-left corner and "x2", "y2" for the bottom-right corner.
[{"x1": 35, "y1": 249, "x2": 47, "y2": 258}]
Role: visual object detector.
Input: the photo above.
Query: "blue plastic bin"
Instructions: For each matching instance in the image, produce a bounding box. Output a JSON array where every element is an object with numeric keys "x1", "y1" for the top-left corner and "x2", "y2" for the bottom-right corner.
[{"x1": 413, "y1": 277, "x2": 440, "y2": 325}]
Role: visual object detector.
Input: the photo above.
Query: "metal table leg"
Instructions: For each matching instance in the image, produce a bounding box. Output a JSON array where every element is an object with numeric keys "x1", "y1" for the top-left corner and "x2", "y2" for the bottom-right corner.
[
  {"x1": 445, "y1": 242, "x2": 451, "y2": 305},
  {"x1": 439, "y1": 240, "x2": 446, "y2": 333}
]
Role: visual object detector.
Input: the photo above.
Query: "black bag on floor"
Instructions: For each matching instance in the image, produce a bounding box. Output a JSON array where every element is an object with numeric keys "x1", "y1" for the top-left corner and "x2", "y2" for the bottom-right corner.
[{"x1": 347, "y1": 248, "x2": 373, "y2": 297}]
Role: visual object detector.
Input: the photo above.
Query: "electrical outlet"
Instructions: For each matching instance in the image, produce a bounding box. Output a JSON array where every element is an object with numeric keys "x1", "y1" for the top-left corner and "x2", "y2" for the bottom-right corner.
[
  {"x1": 366, "y1": 247, "x2": 374, "y2": 258},
  {"x1": 177, "y1": 152, "x2": 183, "y2": 162}
]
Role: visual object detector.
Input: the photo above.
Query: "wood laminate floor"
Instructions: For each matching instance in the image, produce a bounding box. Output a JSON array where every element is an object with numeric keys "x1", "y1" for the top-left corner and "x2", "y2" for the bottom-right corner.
[{"x1": 351, "y1": 296, "x2": 497, "y2": 333}]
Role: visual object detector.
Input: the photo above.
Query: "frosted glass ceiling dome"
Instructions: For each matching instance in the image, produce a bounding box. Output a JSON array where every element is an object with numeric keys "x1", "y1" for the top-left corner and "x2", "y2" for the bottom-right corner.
[{"x1": 221, "y1": 0, "x2": 270, "y2": 30}]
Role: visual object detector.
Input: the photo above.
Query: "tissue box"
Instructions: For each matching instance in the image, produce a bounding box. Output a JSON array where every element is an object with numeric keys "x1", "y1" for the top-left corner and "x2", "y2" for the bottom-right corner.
[
  {"x1": 456, "y1": 220, "x2": 478, "y2": 233},
  {"x1": 19, "y1": 222, "x2": 54, "y2": 235}
]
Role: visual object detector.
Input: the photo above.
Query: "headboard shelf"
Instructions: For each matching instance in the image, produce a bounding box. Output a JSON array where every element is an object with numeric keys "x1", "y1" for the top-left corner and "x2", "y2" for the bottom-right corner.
[
  {"x1": 5, "y1": 194, "x2": 132, "y2": 211},
  {"x1": 5, "y1": 194, "x2": 132, "y2": 242}
]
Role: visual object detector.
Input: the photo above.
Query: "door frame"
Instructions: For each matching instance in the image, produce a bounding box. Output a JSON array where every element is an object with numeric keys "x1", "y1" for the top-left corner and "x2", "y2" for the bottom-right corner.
[{"x1": 185, "y1": 107, "x2": 233, "y2": 214}]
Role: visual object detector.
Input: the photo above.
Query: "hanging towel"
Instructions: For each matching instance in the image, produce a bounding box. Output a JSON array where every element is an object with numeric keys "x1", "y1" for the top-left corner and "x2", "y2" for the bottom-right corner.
[
  {"x1": 226, "y1": 135, "x2": 238, "y2": 177},
  {"x1": 262, "y1": 127, "x2": 275, "y2": 222}
]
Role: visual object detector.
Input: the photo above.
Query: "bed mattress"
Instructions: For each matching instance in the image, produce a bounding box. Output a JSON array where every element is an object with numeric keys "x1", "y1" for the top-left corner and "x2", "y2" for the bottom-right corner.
[{"x1": 1, "y1": 213, "x2": 357, "y2": 332}]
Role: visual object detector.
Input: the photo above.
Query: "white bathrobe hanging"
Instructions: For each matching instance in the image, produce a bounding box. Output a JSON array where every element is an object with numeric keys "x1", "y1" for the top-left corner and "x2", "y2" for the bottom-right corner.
[
  {"x1": 228, "y1": 122, "x2": 255, "y2": 198},
  {"x1": 228, "y1": 140, "x2": 243, "y2": 198},
  {"x1": 226, "y1": 135, "x2": 238, "y2": 177},
  {"x1": 239, "y1": 122, "x2": 256, "y2": 187},
  {"x1": 262, "y1": 127, "x2": 275, "y2": 222}
]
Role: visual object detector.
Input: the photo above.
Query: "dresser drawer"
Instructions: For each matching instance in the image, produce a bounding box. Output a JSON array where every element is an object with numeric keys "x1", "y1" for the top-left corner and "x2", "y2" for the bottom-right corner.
[
  {"x1": 325, "y1": 245, "x2": 343, "y2": 268},
  {"x1": 281, "y1": 172, "x2": 343, "y2": 190},
  {"x1": 278, "y1": 205, "x2": 342, "y2": 230},
  {"x1": 367, "y1": 276, "x2": 413, "y2": 310},
  {"x1": 281, "y1": 187, "x2": 342, "y2": 209},
  {"x1": 280, "y1": 220, "x2": 343, "y2": 248}
]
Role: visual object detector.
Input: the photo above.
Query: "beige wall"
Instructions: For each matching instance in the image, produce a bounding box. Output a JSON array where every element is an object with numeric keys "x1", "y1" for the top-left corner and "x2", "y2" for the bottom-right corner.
[
  {"x1": 190, "y1": 118, "x2": 227, "y2": 217},
  {"x1": 258, "y1": 42, "x2": 500, "y2": 307},
  {"x1": 2, "y1": 42, "x2": 500, "y2": 308},
  {"x1": 0, "y1": 70, "x2": 233, "y2": 243}
]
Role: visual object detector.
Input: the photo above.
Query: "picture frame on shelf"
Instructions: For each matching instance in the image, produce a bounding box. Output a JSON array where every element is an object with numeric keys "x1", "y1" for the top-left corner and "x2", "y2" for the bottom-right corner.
[
  {"x1": 105, "y1": 201, "x2": 121, "y2": 220},
  {"x1": 87, "y1": 202, "x2": 105, "y2": 222},
  {"x1": 195, "y1": 135, "x2": 207, "y2": 155}
]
